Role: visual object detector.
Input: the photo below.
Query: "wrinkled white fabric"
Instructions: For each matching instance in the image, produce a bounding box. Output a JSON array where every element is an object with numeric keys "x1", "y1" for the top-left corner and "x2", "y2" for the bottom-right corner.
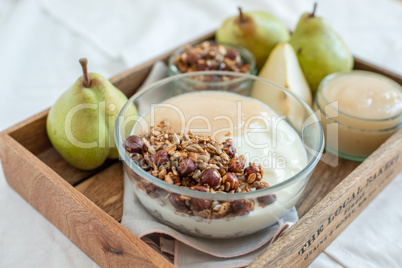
[{"x1": 0, "y1": 0, "x2": 401, "y2": 267}]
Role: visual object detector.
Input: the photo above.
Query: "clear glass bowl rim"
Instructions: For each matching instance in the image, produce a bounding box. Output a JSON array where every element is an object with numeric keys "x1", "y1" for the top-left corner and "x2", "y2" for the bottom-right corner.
[{"x1": 115, "y1": 71, "x2": 324, "y2": 200}]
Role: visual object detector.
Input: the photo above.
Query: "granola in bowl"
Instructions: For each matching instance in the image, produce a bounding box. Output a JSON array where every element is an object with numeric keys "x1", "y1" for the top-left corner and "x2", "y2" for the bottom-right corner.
[
  {"x1": 124, "y1": 120, "x2": 277, "y2": 221},
  {"x1": 168, "y1": 41, "x2": 257, "y2": 82}
]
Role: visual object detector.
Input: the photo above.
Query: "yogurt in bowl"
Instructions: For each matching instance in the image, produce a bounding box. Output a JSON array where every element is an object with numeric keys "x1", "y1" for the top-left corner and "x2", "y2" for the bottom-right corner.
[{"x1": 116, "y1": 71, "x2": 323, "y2": 238}]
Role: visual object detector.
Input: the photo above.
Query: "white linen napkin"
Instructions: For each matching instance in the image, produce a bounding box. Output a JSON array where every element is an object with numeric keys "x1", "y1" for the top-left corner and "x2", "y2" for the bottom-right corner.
[{"x1": 120, "y1": 61, "x2": 298, "y2": 267}]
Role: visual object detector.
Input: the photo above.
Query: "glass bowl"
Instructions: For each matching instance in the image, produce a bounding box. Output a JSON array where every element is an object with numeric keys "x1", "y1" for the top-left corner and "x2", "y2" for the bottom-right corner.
[
  {"x1": 315, "y1": 70, "x2": 402, "y2": 161},
  {"x1": 168, "y1": 41, "x2": 257, "y2": 96},
  {"x1": 168, "y1": 40, "x2": 257, "y2": 77},
  {"x1": 115, "y1": 71, "x2": 324, "y2": 238}
]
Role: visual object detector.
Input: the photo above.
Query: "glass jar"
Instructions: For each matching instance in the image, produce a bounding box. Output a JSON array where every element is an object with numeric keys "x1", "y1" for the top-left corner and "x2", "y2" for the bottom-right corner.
[{"x1": 315, "y1": 70, "x2": 402, "y2": 161}]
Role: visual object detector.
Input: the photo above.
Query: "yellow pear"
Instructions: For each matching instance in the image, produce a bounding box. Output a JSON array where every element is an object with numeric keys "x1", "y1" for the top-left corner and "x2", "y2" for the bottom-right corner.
[{"x1": 251, "y1": 43, "x2": 312, "y2": 130}]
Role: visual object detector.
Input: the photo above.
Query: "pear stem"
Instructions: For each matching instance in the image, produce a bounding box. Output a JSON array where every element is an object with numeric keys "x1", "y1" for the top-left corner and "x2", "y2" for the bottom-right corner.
[
  {"x1": 238, "y1": 7, "x2": 244, "y2": 23},
  {"x1": 79, "y1": 58, "x2": 91, "y2": 87},
  {"x1": 310, "y1": 3, "x2": 318, "y2": 17}
]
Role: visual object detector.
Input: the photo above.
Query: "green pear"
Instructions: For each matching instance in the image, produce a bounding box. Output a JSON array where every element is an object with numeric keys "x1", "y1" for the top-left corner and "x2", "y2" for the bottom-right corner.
[
  {"x1": 289, "y1": 4, "x2": 353, "y2": 93},
  {"x1": 46, "y1": 58, "x2": 137, "y2": 170},
  {"x1": 216, "y1": 7, "x2": 290, "y2": 69}
]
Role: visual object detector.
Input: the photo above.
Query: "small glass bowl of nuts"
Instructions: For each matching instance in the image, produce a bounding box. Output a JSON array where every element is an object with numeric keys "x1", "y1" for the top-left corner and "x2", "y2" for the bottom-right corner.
[
  {"x1": 168, "y1": 40, "x2": 257, "y2": 82},
  {"x1": 168, "y1": 41, "x2": 257, "y2": 95},
  {"x1": 115, "y1": 72, "x2": 324, "y2": 239}
]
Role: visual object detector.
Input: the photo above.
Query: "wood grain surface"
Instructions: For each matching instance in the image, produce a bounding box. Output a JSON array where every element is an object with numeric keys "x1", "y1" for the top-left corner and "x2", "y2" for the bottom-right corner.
[
  {"x1": 296, "y1": 153, "x2": 360, "y2": 218},
  {"x1": 0, "y1": 134, "x2": 173, "y2": 268},
  {"x1": 250, "y1": 129, "x2": 402, "y2": 268},
  {"x1": 75, "y1": 162, "x2": 124, "y2": 222}
]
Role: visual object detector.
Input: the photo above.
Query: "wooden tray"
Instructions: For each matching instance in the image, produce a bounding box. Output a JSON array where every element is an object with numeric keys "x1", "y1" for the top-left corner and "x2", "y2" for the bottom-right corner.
[{"x1": 1, "y1": 32, "x2": 401, "y2": 267}]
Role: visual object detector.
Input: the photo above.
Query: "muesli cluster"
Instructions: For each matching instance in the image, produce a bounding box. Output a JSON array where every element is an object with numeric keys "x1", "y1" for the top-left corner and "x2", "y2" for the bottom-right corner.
[
  {"x1": 124, "y1": 120, "x2": 276, "y2": 219},
  {"x1": 173, "y1": 41, "x2": 251, "y2": 78}
]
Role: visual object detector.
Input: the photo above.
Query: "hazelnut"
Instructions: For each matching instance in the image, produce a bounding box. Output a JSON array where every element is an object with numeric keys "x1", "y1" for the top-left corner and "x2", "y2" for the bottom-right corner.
[
  {"x1": 169, "y1": 194, "x2": 188, "y2": 211},
  {"x1": 244, "y1": 165, "x2": 262, "y2": 182},
  {"x1": 222, "y1": 172, "x2": 239, "y2": 191},
  {"x1": 222, "y1": 140, "x2": 236, "y2": 158},
  {"x1": 151, "y1": 150, "x2": 169, "y2": 165},
  {"x1": 200, "y1": 168, "x2": 221, "y2": 188},
  {"x1": 226, "y1": 48, "x2": 239, "y2": 61},
  {"x1": 256, "y1": 184, "x2": 277, "y2": 206},
  {"x1": 178, "y1": 158, "x2": 196, "y2": 176},
  {"x1": 187, "y1": 52, "x2": 201, "y2": 65},
  {"x1": 191, "y1": 198, "x2": 212, "y2": 211},
  {"x1": 228, "y1": 157, "x2": 245, "y2": 173},
  {"x1": 224, "y1": 145, "x2": 236, "y2": 158},
  {"x1": 190, "y1": 185, "x2": 212, "y2": 210},
  {"x1": 231, "y1": 199, "x2": 254, "y2": 216},
  {"x1": 124, "y1": 135, "x2": 143, "y2": 153}
]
